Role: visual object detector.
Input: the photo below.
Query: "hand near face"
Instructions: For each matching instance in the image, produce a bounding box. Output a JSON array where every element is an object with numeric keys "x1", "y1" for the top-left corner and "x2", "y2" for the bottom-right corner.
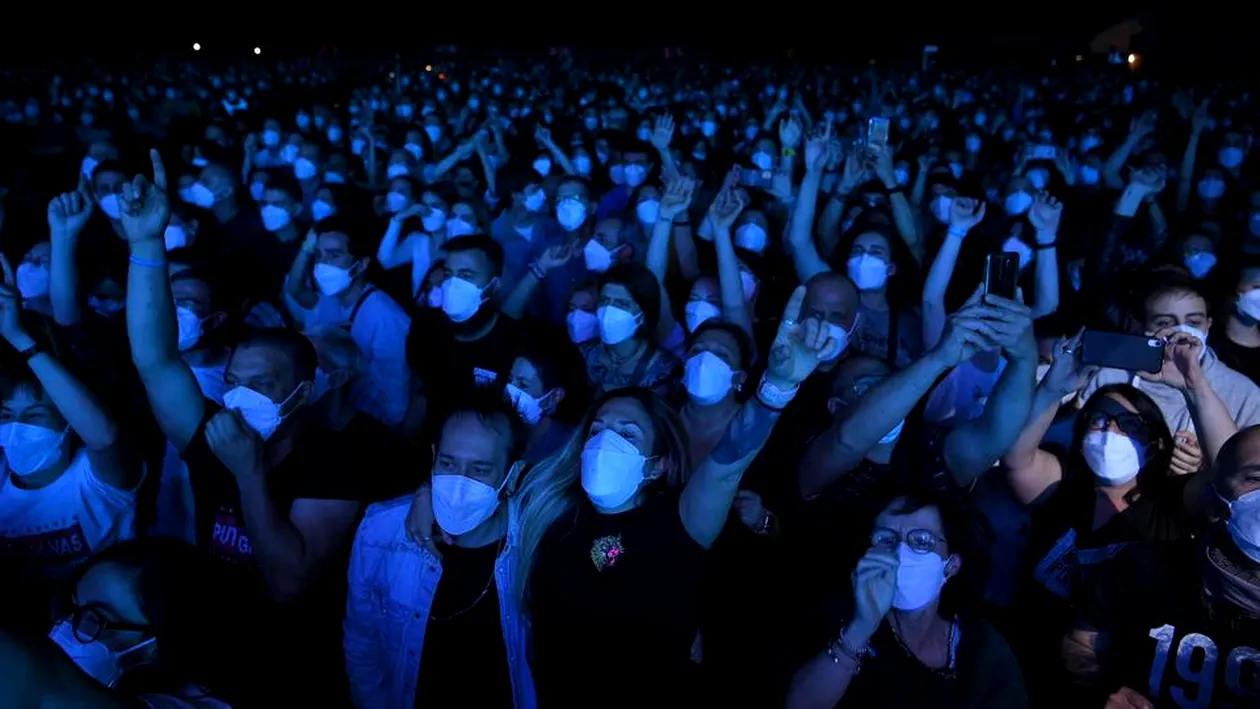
[{"x1": 206, "y1": 409, "x2": 265, "y2": 481}]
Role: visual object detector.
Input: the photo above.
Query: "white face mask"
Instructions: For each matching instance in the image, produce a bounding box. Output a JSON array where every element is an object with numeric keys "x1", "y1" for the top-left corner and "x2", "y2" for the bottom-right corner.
[
  {"x1": 441, "y1": 277, "x2": 489, "y2": 323},
  {"x1": 17, "y1": 262, "x2": 50, "y2": 299},
  {"x1": 931, "y1": 195, "x2": 954, "y2": 224},
  {"x1": 750, "y1": 151, "x2": 773, "y2": 171},
  {"x1": 0, "y1": 422, "x2": 68, "y2": 475},
  {"x1": 223, "y1": 384, "x2": 303, "y2": 441},
  {"x1": 581, "y1": 429, "x2": 648, "y2": 510},
  {"x1": 597, "y1": 305, "x2": 639, "y2": 345},
  {"x1": 892, "y1": 542, "x2": 948, "y2": 611},
  {"x1": 420, "y1": 208, "x2": 447, "y2": 234},
  {"x1": 532, "y1": 158, "x2": 552, "y2": 177},
  {"x1": 446, "y1": 218, "x2": 476, "y2": 239},
  {"x1": 684, "y1": 351, "x2": 735, "y2": 405},
  {"x1": 557, "y1": 199, "x2": 588, "y2": 231},
  {"x1": 249, "y1": 182, "x2": 265, "y2": 202},
  {"x1": 1026, "y1": 168, "x2": 1050, "y2": 190},
  {"x1": 523, "y1": 190, "x2": 547, "y2": 213},
  {"x1": 566, "y1": 309, "x2": 599, "y2": 344},
  {"x1": 574, "y1": 155, "x2": 592, "y2": 176},
  {"x1": 1219, "y1": 488, "x2": 1260, "y2": 563},
  {"x1": 432, "y1": 473, "x2": 503, "y2": 536},
  {"x1": 176, "y1": 306, "x2": 206, "y2": 351},
  {"x1": 684, "y1": 300, "x2": 720, "y2": 332},
  {"x1": 506, "y1": 383, "x2": 548, "y2": 426},
  {"x1": 623, "y1": 164, "x2": 647, "y2": 187},
  {"x1": 1219, "y1": 147, "x2": 1245, "y2": 169},
  {"x1": 1081, "y1": 431, "x2": 1144, "y2": 485},
  {"x1": 734, "y1": 223, "x2": 767, "y2": 253},
  {"x1": 1003, "y1": 237, "x2": 1034, "y2": 270},
  {"x1": 49, "y1": 620, "x2": 156, "y2": 688},
  {"x1": 98, "y1": 194, "x2": 122, "y2": 220},
  {"x1": 404, "y1": 143, "x2": 424, "y2": 161},
  {"x1": 187, "y1": 182, "x2": 216, "y2": 209},
  {"x1": 387, "y1": 164, "x2": 411, "y2": 180},
  {"x1": 262, "y1": 129, "x2": 281, "y2": 147},
  {"x1": 424, "y1": 125, "x2": 443, "y2": 144},
  {"x1": 636, "y1": 199, "x2": 660, "y2": 225},
  {"x1": 280, "y1": 144, "x2": 299, "y2": 165},
  {"x1": 260, "y1": 205, "x2": 291, "y2": 232},
  {"x1": 310, "y1": 199, "x2": 336, "y2": 223},
  {"x1": 164, "y1": 224, "x2": 189, "y2": 251},
  {"x1": 1172, "y1": 323, "x2": 1208, "y2": 357},
  {"x1": 583, "y1": 240, "x2": 615, "y2": 273},
  {"x1": 313, "y1": 262, "x2": 356, "y2": 296},
  {"x1": 1238, "y1": 290, "x2": 1260, "y2": 321},
  {"x1": 820, "y1": 319, "x2": 855, "y2": 362},
  {"x1": 1004, "y1": 191, "x2": 1033, "y2": 215},
  {"x1": 1184, "y1": 252, "x2": 1217, "y2": 279},
  {"x1": 385, "y1": 191, "x2": 409, "y2": 214},
  {"x1": 293, "y1": 158, "x2": 319, "y2": 181},
  {"x1": 846, "y1": 254, "x2": 889, "y2": 291}
]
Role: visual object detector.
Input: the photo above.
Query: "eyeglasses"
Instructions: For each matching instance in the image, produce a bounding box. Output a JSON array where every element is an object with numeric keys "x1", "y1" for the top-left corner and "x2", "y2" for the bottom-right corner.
[
  {"x1": 871, "y1": 527, "x2": 945, "y2": 554},
  {"x1": 1084, "y1": 411, "x2": 1148, "y2": 440},
  {"x1": 52, "y1": 597, "x2": 150, "y2": 644}
]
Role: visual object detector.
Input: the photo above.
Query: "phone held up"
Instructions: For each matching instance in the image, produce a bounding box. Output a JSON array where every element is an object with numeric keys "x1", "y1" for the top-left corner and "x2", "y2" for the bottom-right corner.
[
  {"x1": 983, "y1": 252, "x2": 1019, "y2": 301},
  {"x1": 1080, "y1": 330, "x2": 1164, "y2": 373}
]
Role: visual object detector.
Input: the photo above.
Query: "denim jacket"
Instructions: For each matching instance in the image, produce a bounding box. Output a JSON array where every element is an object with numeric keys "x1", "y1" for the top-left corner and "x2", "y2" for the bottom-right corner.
[{"x1": 343, "y1": 496, "x2": 536, "y2": 709}]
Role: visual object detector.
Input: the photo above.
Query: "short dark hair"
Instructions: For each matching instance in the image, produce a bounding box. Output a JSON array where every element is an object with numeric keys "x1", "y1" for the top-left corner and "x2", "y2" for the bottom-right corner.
[
  {"x1": 232, "y1": 328, "x2": 317, "y2": 383},
  {"x1": 170, "y1": 264, "x2": 225, "y2": 313},
  {"x1": 261, "y1": 170, "x2": 302, "y2": 202},
  {"x1": 690, "y1": 320, "x2": 755, "y2": 372},
  {"x1": 557, "y1": 175, "x2": 593, "y2": 201},
  {"x1": 601, "y1": 263, "x2": 662, "y2": 335},
  {"x1": 437, "y1": 389, "x2": 525, "y2": 468},
  {"x1": 514, "y1": 333, "x2": 590, "y2": 423},
  {"x1": 444, "y1": 235, "x2": 504, "y2": 276},
  {"x1": 1138, "y1": 270, "x2": 1209, "y2": 322},
  {"x1": 313, "y1": 214, "x2": 372, "y2": 260}
]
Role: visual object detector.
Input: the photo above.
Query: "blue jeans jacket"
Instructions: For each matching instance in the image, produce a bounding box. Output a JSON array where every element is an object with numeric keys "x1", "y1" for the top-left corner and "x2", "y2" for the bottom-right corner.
[{"x1": 343, "y1": 496, "x2": 536, "y2": 709}]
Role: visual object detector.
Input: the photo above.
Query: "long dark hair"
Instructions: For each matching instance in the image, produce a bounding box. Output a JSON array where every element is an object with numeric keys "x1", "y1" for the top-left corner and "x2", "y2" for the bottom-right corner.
[{"x1": 1073, "y1": 383, "x2": 1175, "y2": 502}]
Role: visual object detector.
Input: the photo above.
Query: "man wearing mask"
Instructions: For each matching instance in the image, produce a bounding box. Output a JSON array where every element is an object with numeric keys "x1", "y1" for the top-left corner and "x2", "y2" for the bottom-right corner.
[
  {"x1": 408, "y1": 235, "x2": 532, "y2": 431},
  {"x1": 1063, "y1": 426, "x2": 1260, "y2": 708},
  {"x1": 285, "y1": 215, "x2": 412, "y2": 428},
  {"x1": 345, "y1": 397, "x2": 535, "y2": 708},
  {"x1": 120, "y1": 150, "x2": 362, "y2": 703}
]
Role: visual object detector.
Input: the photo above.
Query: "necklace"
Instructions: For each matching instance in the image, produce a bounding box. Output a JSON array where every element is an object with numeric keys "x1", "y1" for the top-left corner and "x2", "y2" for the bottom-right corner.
[
  {"x1": 889, "y1": 614, "x2": 957, "y2": 679},
  {"x1": 429, "y1": 538, "x2": 504, "y2": 622}
]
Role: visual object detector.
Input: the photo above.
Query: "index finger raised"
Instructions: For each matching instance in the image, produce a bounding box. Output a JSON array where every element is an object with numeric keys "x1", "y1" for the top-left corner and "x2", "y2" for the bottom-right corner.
[
  {"x1": 149, "y1": 149, "x2": 167, "y2": 193},
  {"x1": 0, "y1": 253, "x2": 13, "y2": 286}
]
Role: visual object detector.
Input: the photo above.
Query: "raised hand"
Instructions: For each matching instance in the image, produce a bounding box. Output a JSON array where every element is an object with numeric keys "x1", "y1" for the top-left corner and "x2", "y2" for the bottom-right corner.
[
  {"x1": 839, "y1": 151, "x2": 865, "y2": 193},
  {"x1": 708, "y1": 184, "x2": 747, "y2": 232},
  {"x1": 1039, "y1": 330, "x2": 1097, "y2": 399},
  {"x1": 47, "y1": 185, "x2": 94, "y2": 238},
  {"x1": 1131, "y1": 110, "x2": 1158, "y2": 137},
  {"x1": 1137, "y1": 327, "x2": 1203, "y2": 391},
  {"x1": 392, "y1": 202, "x2": 429, "y2": 223},
  {"x1": 537, "y1": 242, "x2": 577, "y2": 272},
  {"x1": 534, "y1": 125, "x2": 555, "y2": 147},
  {"x1": 650, "y1": 114, "x2": 674, "y2": 151},
  {"x1": 658, "y1": 176, "x2": 696, "y2": 222},
  {"x1": 1191, "y1": 100, "x2": 1211, "y2": 136},
  {"x1": 1028, "y1": 192, "x2": 1063, "y2": 241},
  {"x1": 117, "y1": 149, "x2": 170, "y2": 244},
  {"x1": 767, "y1": 285, "x2": 839, "y2": 389},
  {"x1": 778, "y1": 116, "x2": 803, "y2": 150},
  {"x1": 948, "y1": 197, "x2": 986, "y2": 234},
  {"x1": 930, "y1": 287, "x2": 1001, "y2": 367},
  {"x1": 1128, "y1": 166, "x2": 1165, "y2": 197},
  {"x1": 982, "y1": 290, "x2": 1036, "y2": 362},
  {"x1": 804, "y1": 122, "x2": 832, "y2": 174},
  {"x1": 1170, "y1": 430, "x2": 1203, "y2": 476},
  {"x1": 868, "y1": 144, "x2": 896, "y2": 188}
]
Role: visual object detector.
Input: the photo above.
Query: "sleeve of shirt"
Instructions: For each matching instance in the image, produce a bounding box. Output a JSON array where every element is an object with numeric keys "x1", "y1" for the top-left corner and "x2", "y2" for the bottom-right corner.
[
  {"x1": 1229, "y1": 372, "x2": 1260, "y2": 427},
  {"x1": 351, "y1": 295, "x2": 413, "y2": 426}
]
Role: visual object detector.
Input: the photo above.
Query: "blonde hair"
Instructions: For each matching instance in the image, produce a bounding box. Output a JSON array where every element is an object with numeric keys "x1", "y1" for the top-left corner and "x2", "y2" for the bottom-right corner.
[{"x1": 512, "y1": 388, "x2": 690, "y2": 604}]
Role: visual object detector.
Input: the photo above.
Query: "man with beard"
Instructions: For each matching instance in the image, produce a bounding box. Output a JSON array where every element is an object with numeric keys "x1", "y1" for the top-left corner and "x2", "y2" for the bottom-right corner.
[
  {"x1": 407, "y1": 235, "x2": 534, "y2": 436},
  {"x1": 1063, "y1": 425, "x2": 1260, "y2": 707}
]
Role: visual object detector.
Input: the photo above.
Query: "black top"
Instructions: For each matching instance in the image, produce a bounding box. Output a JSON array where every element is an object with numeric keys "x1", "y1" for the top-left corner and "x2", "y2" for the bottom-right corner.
[
  {"x1": 416, "y1": 540, "x2": 512, "y2": 709},
  {"x1": 529, "y1": 490, "x2": 705, "y2": 707},
  {"x1": 336, "y1": 413, "x2": 421, "y2": 503},
  {"x1": 1076, "y1": 538, "x2": 1260, "y2": 708},
  {"x1": 1212, "y1": 333, "x2": 1260, "y2": 387}
]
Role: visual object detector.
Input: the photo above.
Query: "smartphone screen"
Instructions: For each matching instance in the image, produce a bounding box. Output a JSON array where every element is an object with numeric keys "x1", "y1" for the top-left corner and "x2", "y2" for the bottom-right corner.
[
  {"x1": 1081, "y1": 330, "x2": 1165, "y2": 373},
  {"x1": 1030, "y1": 144, "x2": 1058, "y2": 160},
  {"x1": 984, "y1": 252, "x2": 1020, "y2": 301},
  {"x1": 867, "y1": 117, "x2": 890, "y2": 147}
]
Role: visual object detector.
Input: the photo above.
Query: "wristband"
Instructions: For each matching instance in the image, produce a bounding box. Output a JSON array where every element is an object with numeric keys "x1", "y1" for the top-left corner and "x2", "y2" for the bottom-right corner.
[
  {"x1": 946, "y1": 227, "x2": 968, "y2": 239},
  {"x1": 826, "y1": 627, "x2": 870, "y2": 671},
  {"x1": 756, "y1": 374, "x2": 799, "y2": 410},
  {"x1": 129, "y1": 254, "x2": 167, "y2": 268},
  {"x1": 528, "y1": 262, "x2": 547, "y2": 281},
  {"x1": 18, "y1": 342, "x2": 43, "y2": 362},
  {"x1": 781, "y1": 148, "x2": 798, "y2": 158},
  {"x1": 1036, "y1": 241, "x2": 1057, "y2": 250},
  {"x1": 1035, "y1": 232, "x2": 1057, "y2": 248}
]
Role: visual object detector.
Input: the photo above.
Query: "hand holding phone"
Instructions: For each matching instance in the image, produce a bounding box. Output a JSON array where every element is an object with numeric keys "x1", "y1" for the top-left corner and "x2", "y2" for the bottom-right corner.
[
  {"x1": 983, "y1": 252, "x2": 1020, "y2": 301},
  {"x1": 867, "y1": 117, "x2": 890, "y2": 147},
  {"x1": 1081, "y1": 330, "x2": 1164, "y2": 373}
]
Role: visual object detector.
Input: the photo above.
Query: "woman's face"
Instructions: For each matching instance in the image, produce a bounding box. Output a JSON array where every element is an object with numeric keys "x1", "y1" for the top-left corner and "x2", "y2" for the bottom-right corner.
[
  {"x1": 850, "y1": 231, "x2": 893, "y2": 266},
  {"x1": 569, "y1": 287, "x2": 597, "y2": 314},
  {"x1": 1, "y1": 382, "x2": 66, "y2": 431},
  {"x1": 1143, "y1": 290, "x2": 1210, "y2": 335},
  {"x1": 871, "y1": 499, "x2": 955, "y2": 571},
  {"x1": 688, "y1": 328, "x2": 743, "y2": 379},
  {"x1": 735, "y1": 209, "x2": 769, "y2": 232},
  {"x1": 688, "y1": 276, "x2": 719, "y2": 306},
  {"x1": 509, "y1": 357, "x2": 545, "y2": 399},
  {"x1": 599, "y1": 283, "x2": 642, "y2": 320},
  {"x1": 589, "y1": 396, "x2": 654, "y2": 457},
  {"x1": 69, "y1": 560, "x2": 148, "y2": 653},
  {"x1": 1083, "y1": 392, "x2": 1146, "y2": 440}
]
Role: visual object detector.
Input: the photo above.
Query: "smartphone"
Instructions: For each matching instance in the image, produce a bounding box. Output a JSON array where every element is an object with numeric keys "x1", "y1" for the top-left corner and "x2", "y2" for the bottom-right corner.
[
  {"x1": 867, "y1": 117, "x2": 890, "y2": 147},
  {"x1": 1030, "y1": 144, "x2": 1058, "y2": 160},
  {"x1": 1081, "y1": 330, "x2": 1164, "y2": 373},
  {"x1": 983, "y1": 252, "x2": 1020, "y2": 301}
]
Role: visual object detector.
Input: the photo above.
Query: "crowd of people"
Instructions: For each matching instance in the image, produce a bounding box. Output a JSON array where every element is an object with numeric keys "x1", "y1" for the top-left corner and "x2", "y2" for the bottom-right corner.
[{"x1": 0, "y1": 46, "x2": 1257, "y2": 708}]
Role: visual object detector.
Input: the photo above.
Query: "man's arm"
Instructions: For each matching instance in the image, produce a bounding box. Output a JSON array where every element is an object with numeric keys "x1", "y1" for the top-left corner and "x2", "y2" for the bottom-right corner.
[{"x1": 945, "y1": 354, "x2": 1037, "y2": 486}]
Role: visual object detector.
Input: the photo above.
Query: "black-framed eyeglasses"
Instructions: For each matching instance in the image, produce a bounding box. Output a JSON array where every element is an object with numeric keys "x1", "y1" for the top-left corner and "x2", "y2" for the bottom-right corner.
[
  {"x1": 52, "y1": 597, "x2": 150, "y2": 644},
  {"x1": 1084, "y1": 411, "x2": 1148, "y2": 441},
  {"x1": 872, "y1": 527, "x2": 944, "y2": 554}
]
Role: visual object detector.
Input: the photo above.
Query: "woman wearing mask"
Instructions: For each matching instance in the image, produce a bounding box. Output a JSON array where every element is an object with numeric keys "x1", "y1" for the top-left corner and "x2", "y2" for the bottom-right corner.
[
  {"x1": 0, "y1": 539, "x2": 235, "y2": 708},
  {"x1": 786, "y1": 491, "x2": 1027, "y2": 708},
  {"x1": 679, "y1": 321, "x2": 753, "y2": 464},
  {"x1": 15, "y1": 241, "x2": 54, "y2": 318},
  {"x1": 841, "y1": 227, "x2": 923, "y2": 369},
  {"x1": 377, "y1": 192, "x2": 450, "y2": 299},
  {"x1": 1212, "y1": 263, "x2": 1260, "y2": 385},
  {"x1": 564, "y1": 281, "x2": 599, "y2": 345},
  {"x1": 0, "y1": 280, "x2": 141, "y2": 625},
  {"x1": 519, "y1": 292, "x2": 836, "y2": 706},
  {"x1": 581, "y1": 263, "x2": 681, "y2": 398},
  {"x1": 504, "y1": 338, "x2": 586, "y2": 463}
]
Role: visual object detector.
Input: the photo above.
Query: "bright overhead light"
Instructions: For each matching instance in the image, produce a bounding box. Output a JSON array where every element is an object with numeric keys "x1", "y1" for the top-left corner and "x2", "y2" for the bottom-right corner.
[
  {"x1": 1127, "y1": 53, "x2": 1137, "y2": 65},
  {"x1": 425, "y1": 65, "x2": 432, "y2": 72},
  {"x1": 193, "y1": 43, "x2": 201, "y2": 51},
  {"x1": 254, "y1": 47, "x2": 262, "y2": 55}
]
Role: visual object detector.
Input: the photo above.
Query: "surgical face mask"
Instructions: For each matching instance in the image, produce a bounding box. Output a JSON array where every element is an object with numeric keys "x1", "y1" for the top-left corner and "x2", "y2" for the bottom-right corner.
[
  {"x1": 49, "y1": 620, "x2": 156, "y2": 688},
  {"x1": 396, "y1": 105, "x2": 415, "y2": 120},
  {"x1": 566, "y1": 309, "x2": 598, "y2": 344},
  {"x1": 506, "y1": 383, "x2": 550, "y2": 426},
  {"x1": 293, "y1": 158, "x2": 319, "y2": 181},
  {"x1": 324, "y1": 172, "x2": 345, "y2": 185},
  {"x1": 186, "y1": 182, "x2": 216, "y2": 209},
  {"x1": 636, "y1": 199, "x2": 660, "y2": 225},
  {"x1": 1219, "y1": 488, "x2": 1260, "y2": 563},
  {"x1": 176, "y1": 306, "x2": 206, "y2": 351},
  {"x1": 892, "y1": 542, "x2": 948, "y2": 611},
  {"x1": 1003, "y1": 237, "x2": 1034, "y2": 270},
  {"x1": 441, "y1": 277, "x2": 489, "y2": 323},
  {"x1": 597, "y1": 305, "x2": 639, "y2": 345},
  {"x1": 745, "y1": 126, "x2": 759, "y2": 141},
  {"x1": 894, "y1": 167, "x2": 910, "y2": 186},
  {"x1": 532, "y1": 158, "x2": 552, "y2": 177},
  {"x1": 223, "y1": 384, "x2": 302, "y2": 441},
  {"x1": 684, "y1": 300, "x2": 720, "y2": 332},
  {"x1": 1079, "y1": 135, "x2": 1101, "y2": 153},
  {"x1": 581, "y1": 429, "x2": 648, "y2": 510},
  {"x1": 163, "y1": 224, "x2": 189, "y2": 251},
  {"x1": 260, "y1": 205, "x2": 291, "y2": 232},
  {"x1": 327, "y1": 127, "x2": 343, "y2": 143},
  {"x1": 931, "y1": 195, "x2": 953, "y2": 224},
  {"x1": 735, "y1": 223, "x2": 767, "y2": 253},
  {"x1": 280, "y1": 144, "x2": 299, "y2": 165},
  {"x1": 386, "y1": 191, "x2": 409, "y2": 214},
  {"x1": 16, "y1": 262, "x2": 50, "y2": 299},
  {"x1": 1004, "y1": 191, "x2": 1033, "y2": 215},
  {"x1": 878, "y1": 419, "x2": 905, "y2": 445},
  {"x1": 387, "y1": 163, "x2": 411, "y2": 180},
  {"x1": 424, "y1": 125, "x2": 443, "y2": 144},
  {"x1": 1198, "y1": 178, "x2": 1226, "y2": 200},
  {"x1": 1026, "y1": 168, "x2": 1050, "y2": 190},
  {"x1": 80, "y1": 156, "x2": 99, "y2": 179},
  {"x1": 1081, "y1": 431, "x2": 1144, "y2": 485},
  {"x1": 573, "y1": 155, "x2": 592, "y2": 176},
  {"x1": 684, "y1": 351, "x2": 735, "y2": 405},
  {"x1": 701, "y1": 120, "x2": 717, "y2": 137},
  {"x1": 1239, "y1": 290, "x2": 1260, "y2": 321},
  {"x1": 296, "y1": 113, "x2": 312, "y2": 128},
  {"x1": 249, "y1": 182, "x2": 265, "y2": 202},
  {"x1": 846, "y1": 254, "x2": 889, "y2": 291},
  {"x1": 0, "y1": 422, "x2": 68, "y2": 475},
  {"x1": 636, "y1": 127, "x2": 652, "y2": 142},
  {"x1": 1184, "y1": 251, "x2": 1217, "y2": 279},
  {"x1": 609, "y1": 164, "x2": 626, "y2": 185},
  {"x1": 584, "y1": 240, "x2": 616, "y2": 273},
  {"x1": 557, "y1": 199, "x2": 588, "y2": 231},
  {"x1": 98, "y1": 194, "x2": 122, "y2": 220},
  {"x1": 1172, "y1": 323, "x2": 1209, "y2": 359},
  {"x1": 432, "y1": 473, "x2": 503, "y2": 536},
  {"x1": 1079, "y1": 165, "x2": 1100, "y2": 185},
  {"x1": 750, "y1": 151, "x2": 773, "y2": 171},
  {"x1": 584, "y1": 116, "x2": 599, "y2": 131},
  {"x1": 973, "y1": 112, "x2": 987, "y2": 126},
  {"x1": 310, "y1": 199, "x2": 336, "y2": 222},
  {"x1": 948, "y1": 161, "x2": 965, "y2": 179},
  {"x1": 1219, "y1": 147, "x2": 1245, "y2": 169},
  {"x1": 623, "y1": 164, "x2": 647, "y2": 187},
  {"x1": 524, "y1": 189, "x2": 546, "y2": 213},
  {"x1": 262, "y1": 129, "x2": 281, "y2": 147},
  {"x1": 351, "y1": 138, "x2": 366, "y2": 156},
  {"x1": 820, "y1": 319, "x2": 854, "y2": 362},
  {"x1": 313, "y1": 263, "x2": 356, "y2": 296}
]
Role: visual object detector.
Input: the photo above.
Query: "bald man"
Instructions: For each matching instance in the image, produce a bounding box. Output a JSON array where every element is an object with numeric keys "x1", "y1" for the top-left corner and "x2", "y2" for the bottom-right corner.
[{"x1": 801, "y1": 271, "x2": 860, "y2": 374}]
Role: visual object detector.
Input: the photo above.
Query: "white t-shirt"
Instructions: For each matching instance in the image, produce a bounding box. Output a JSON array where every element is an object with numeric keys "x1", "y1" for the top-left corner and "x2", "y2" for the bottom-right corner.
[
  {"x1": 0, "y1": 449, "x2": 137, "y2": 579},
  {"x1": 923, "y1": 355, "x2": 1007, "y2": 425},
  {"x1": 150, "y1": 363, "x2": 227, "y2": 544}
]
